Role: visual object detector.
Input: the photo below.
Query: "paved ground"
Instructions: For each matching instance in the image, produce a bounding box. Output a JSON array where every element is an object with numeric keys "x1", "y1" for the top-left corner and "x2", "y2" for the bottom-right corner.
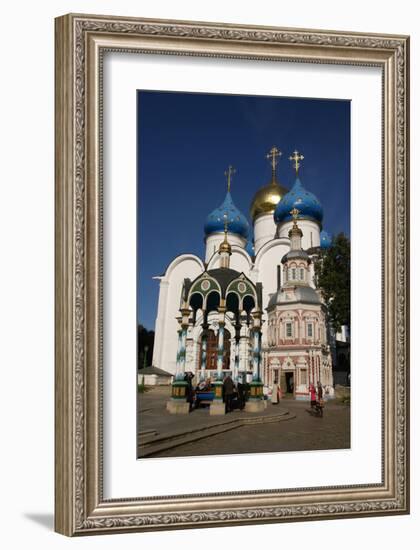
[{"x1": 138, "y1": 386, "x2": 350, "y2": 458}]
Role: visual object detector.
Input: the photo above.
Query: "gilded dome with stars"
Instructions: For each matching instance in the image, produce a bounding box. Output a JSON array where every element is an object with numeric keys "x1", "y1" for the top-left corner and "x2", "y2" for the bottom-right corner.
[{"x1": 250, "y1": 180, "x2": 288, "y2": 221}]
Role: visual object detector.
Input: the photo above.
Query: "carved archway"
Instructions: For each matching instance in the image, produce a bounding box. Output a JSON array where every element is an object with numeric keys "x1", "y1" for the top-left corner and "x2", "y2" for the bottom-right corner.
[{"x1": 199, "y1": 329, "x2": 231, "y2": 371}]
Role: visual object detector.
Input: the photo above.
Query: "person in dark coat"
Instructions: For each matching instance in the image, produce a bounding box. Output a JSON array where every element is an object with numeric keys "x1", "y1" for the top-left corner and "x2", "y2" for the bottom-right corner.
[
  {"x1": 184, "y1": 372, "x2": 194, "y2": 411},
  {"x1": 317, "y1": 381, "x2": 323, "y2": 401},
  {"x1": 237, "y1": 380, "x2": 246, "y2": 410},
  {"x1": 223, "y1": 374, "x2": 235, "y2": 413}
]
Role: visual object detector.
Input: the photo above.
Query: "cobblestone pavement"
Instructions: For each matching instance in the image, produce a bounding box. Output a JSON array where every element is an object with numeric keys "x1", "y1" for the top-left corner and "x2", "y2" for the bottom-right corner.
[{"x1": 138, "y1": 387, "x2": 350, "y2": 458}]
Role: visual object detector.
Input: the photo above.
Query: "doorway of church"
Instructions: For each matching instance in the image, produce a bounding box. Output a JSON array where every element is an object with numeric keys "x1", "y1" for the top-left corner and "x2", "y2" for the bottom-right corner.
[
  {"x1": 285, "y1": 372, "x2": 295, "y2": 395},
  {"x1": 200, "y1": 329, "x2": 231, "y2": 371}
]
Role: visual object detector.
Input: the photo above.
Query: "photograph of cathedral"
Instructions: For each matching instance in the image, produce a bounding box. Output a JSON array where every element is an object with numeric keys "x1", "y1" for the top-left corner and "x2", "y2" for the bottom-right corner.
[{"x1": 137, "y1": 91, "x2": 351, "y2": 458}]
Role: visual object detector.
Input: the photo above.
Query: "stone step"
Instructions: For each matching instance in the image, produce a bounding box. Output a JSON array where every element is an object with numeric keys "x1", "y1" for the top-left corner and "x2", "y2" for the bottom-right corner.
[
  {"x1": 139, "y1": 409, "x2": 290, "y2": 448},
  {"x1": 138, "y1": 411, "x2": 295, "y2": 458}
]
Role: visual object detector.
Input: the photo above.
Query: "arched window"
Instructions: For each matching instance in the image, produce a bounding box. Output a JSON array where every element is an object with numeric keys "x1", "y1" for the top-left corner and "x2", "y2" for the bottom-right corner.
[
  {"x1": 206, "y1": 291, "x2": 220, "y2": 313},
  {"x1": 242, "y1": 295, "x2": 255, "y2": 313},
  {"x1": 226, "y1": 292, "x2": 240, "y2": 316},
  {"x1": 307, "y1": 323, "x2": 313, "y2": 338},
  {"x1": 300, "y1": 268, "x2": 304, "y2": 280}
]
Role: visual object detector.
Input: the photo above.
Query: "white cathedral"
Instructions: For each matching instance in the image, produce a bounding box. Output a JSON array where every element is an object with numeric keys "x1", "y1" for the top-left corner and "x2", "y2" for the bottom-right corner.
[{"x1": 152, "y1": 148, "x2": 334, "y2": 404}]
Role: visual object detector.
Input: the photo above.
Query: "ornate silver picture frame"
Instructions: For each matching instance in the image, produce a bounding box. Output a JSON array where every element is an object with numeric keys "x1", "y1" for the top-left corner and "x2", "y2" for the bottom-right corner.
[{"x1": 55, "y1": 13, "x2": 409, "y2": 536}]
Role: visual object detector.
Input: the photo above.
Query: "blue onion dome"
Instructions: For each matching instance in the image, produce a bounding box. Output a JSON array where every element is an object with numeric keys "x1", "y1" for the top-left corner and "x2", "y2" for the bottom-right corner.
[
  {"x1": 320, "y1": 230, "x2": 333, "y2": 249},
  {"x1": 274, "y1": 177, "x2": 323, "y2": 226},
  {"x1": 204, "y1": 191, "x2": 250, "y2": 239}
]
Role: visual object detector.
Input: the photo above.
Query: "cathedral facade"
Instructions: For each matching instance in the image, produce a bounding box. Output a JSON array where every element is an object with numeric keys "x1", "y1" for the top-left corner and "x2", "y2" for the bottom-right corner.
[{"x1": 152, "y1": 148, "x2": 334, "y2": 401}]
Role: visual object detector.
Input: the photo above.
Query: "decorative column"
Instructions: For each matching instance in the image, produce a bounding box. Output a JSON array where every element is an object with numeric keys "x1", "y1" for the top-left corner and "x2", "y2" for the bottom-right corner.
[
  {"x1": 210, "y1": 304, "x2": 227, "y2": 415},
  {"x1": 216, "y1": 315, "x2": 225, "y2": 381},
  {"x1": 238, "y1": 312, "x2": 248, "y2": 381},
  {"x1": 233, "y1": 322, "x2": 241, "y2": 383},
  {"x1": 245, "y1": 310, "x2": 265, "y2": 412},
  {"x1": 167, "y1": 308, "x2": 191, "y2": 415},
  {"x1": 200, "y1": 321, "x2": 208, "y2": 382},
  {"x1": 311, "y1": 350, "x2": 315, "y2": 384},
  {"x1": 174, "y1": 325, "x2": 182, "y2": 380},
  {"x1": 252, "y1": 326, "x2": 261, "y2": 381},
  {"x1": 308, "y1": 349, "x2": 313, "y2": 386},
  {"x1": 317, "y1": 355, "x2": 321, "y2": 383},
  {"x1": 178, "y1": 322, "x2": 188, "y2": 380}
]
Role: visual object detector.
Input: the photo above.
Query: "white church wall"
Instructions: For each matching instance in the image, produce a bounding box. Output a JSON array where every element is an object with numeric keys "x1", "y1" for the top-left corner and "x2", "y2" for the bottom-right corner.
[
  {"x1": 205, "y1": 232, "x2": 246, "y2": 262},
  {"x1": 152, "y1": 254, "x2": 204, "y2": 374},
  {"x1": 253, "y1": 239, "x2": 290, "y2": 343},
  {"x1": 207, "y1": 245, "x2": 252, "y2": 274},
  {"x1": 253, "y1": 212, "x2": 277, "y2": 254},
  {"x1": 278, "y1": 219, "x2": 321, "y2": 249},
  {"x1": 308, "y1": 260, "x2": 316, "y2": 288}
]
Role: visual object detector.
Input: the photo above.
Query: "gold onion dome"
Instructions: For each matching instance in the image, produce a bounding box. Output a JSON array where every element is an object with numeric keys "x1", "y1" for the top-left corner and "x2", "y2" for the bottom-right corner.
[
  {"x1": 250, "y1": 146, "x2": 288, "y2": 221},
  {"x1": 218, "y1": 238, "x2": 232, "y2": 255},
  {"x1": 250, "y1": 180, "x2": 288, "y2": 220}
]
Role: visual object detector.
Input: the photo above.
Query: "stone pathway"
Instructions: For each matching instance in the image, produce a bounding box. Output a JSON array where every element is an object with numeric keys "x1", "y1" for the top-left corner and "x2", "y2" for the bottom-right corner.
[{"x1": 137, "y1": 387, "x2": 350, "y2": 458}]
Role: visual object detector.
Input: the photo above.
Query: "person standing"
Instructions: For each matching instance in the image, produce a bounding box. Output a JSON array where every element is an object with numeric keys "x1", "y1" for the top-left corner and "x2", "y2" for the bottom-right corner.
[
  {"x1": 317, "y1": 381, "x2": 323, "y2": 402},
  {"x1": 184, "y1": 372, "x2": 194, "y2": 411},
  {"x1": 309, "y1": 383, "x2": 317, "y2": 408},
  {"x1": 223, "y1": 374, "x2": 235, "y2": 413},
  {"x1": 271, "y1": 382, "x2": 279, "y2": 405},
  {"x1": 237, "y1": 378, "x2": 246, "y2": 410},
  {"x1": 316, "y1": 381, "x2": 324, "y2": 417}
]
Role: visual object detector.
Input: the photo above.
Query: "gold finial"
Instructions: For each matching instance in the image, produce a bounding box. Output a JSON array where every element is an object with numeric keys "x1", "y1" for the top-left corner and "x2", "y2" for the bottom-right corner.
[
  {"x1": 289, "y1": 150, "x2": 304, "y2": 175},
  {"x1": 288, "y1": 207, "x2": 303, "y2": 240},
  {"x1": 290, "y1": 207, "x2": 300, "y2": 221},
  {"x1": 290, "y1": 207, "x2": 300, "y2": 229},
  {"x1": 266, "y1": 146, "x2": 282, "y2": 182},
  {"x1": 219, "y1": 212, "x2": 232, "y2": 255},
  {"x1": 224, "y1": 165, "x2": 236, "y2": 193}
]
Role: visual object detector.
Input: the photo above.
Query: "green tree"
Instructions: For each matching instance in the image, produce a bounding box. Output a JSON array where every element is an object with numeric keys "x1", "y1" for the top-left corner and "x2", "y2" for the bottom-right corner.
[
  {"x1": 314, "y1": 232, "x2": 350, "y2": 332},
  {"x1": 137, "y1": 325, "x2": 155, "y2": 369}
]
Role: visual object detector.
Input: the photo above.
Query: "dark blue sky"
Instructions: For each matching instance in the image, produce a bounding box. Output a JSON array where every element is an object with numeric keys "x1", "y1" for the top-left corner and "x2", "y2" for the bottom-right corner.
[{"x1": 137, "y1": 91, "x2": 350, "y2": 330}]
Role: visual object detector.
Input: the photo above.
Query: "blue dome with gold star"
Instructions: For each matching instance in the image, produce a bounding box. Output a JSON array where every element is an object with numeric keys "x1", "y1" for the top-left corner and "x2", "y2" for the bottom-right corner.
[
  {"x1": 320, "y1": 230, "x2": 332, "y2": 249},
  {"x1": 274, "y1": 177, "x2": 323, "y2": 226},
  {"x1": 204, "y1": 191, "x2": 250, "y2": 239}
]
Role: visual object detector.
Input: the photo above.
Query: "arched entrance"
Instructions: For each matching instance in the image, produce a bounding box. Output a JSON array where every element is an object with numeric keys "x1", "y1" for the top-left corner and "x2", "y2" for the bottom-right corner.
[{"x1": 200, "y1": 329, "x2": 231, "y2": 371}]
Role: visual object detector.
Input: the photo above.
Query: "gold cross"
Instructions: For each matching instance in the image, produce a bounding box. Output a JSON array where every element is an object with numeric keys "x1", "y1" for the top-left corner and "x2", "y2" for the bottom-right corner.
[
  {"x1": 266, "y1": 146, "x2": 282, "y2": 181},
  {"x1": 224, "y1": 165, "x2": 236, "y2": 193},
  {"x1": 289, "y1": 150, "x2": 304, "y2": 174},
  {"x1": 290, "y1": 207, "x2": 300, "y2": 220}
]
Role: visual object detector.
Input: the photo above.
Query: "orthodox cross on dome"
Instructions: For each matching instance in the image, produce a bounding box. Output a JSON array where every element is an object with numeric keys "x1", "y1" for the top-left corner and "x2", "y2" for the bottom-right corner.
[
  {"x1": 290, "y1": 207, "x2": 300, "y2": 220},
  {"x1": 289, "y1": 150, "x2": 304, "y2": 175},
  {"x1": 224, "y1": 165, "x2": 236, "y2": 193},
  {"x1": 290, "y1": 207, "x2": 300, "y2": 227},
  {"x1": 266, "y1": 146, "x2": 282, "y2": 181}
]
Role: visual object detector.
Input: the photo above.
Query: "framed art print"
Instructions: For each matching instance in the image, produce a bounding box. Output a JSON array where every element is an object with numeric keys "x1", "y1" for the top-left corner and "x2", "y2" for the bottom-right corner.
[{"x1": 55, "y1": 14, "x2": 409, "y2": 535}]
